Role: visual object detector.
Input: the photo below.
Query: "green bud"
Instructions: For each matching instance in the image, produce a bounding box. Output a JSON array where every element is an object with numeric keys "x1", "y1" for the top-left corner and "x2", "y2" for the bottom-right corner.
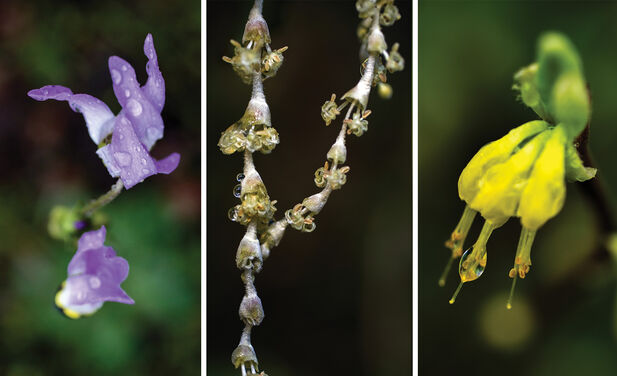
[
  {"x1": 48, "y1": 205, "x2": 81, "y2": 242},
  {"x1": 552, "y1": 72, "x2": 589, "y2": 140},
  {"x1": 536, "y1": 32, "x2": 582, "y2": 105}
]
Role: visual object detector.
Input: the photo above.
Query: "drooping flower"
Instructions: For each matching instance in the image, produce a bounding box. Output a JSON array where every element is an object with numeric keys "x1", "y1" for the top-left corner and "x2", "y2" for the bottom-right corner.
[
  {"x1": 441, "y1": 32, "x2": 596, "y2": 308},
  {"x1": 28, "y1": 34, "x2": 180, "y2": 189},
  {"x1": 55, "y1": 226, "x2": 133, "y2": 319}
]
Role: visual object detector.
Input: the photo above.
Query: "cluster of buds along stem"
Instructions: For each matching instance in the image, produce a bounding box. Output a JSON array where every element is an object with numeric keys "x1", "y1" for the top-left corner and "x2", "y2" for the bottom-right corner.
[{"x1": 221, "y1": 1, "x2": 404, "y2": 374}]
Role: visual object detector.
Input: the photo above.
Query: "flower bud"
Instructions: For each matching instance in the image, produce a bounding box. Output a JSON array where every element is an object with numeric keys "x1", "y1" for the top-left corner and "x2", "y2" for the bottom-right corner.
[
  {"x1": 367, "y1": 28, "x2": 387, "y2": 55},
  {"x1": 302, "y1": 188, "x2": 332, "y2": 215},
  {"x1": 236, "y1": 226, "x2": 263, "y2": 272},
  {"x1": 327, "y1": 138, "x2": 347, "y2": 164},
  {"x1": 552, "y1": 72, "x2": 589, "y2": 140},
  {"x1": 243, "y1": 7, "x2": 271, "y2": 45},
  {"x1": 231, "y1": 344, "x2": 258, "y2": 370},
  {"x1": 239, "y1": 293, "x2": 265, "y2": 326}
]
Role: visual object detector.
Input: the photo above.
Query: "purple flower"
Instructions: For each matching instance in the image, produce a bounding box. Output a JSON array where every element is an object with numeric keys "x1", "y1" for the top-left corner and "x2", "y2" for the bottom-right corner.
[
  {"x1": 54, "y1": 226, "x2": 134, "y2": 319},
  {"x1": 28, "y1": 34, "x2": 180, "y2": 189}
]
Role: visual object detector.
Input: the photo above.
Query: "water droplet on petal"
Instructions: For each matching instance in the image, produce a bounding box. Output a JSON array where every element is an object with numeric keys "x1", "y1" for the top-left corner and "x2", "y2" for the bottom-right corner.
[
  {"x1": 126, "y1": 99, "x2": 143, "y2": 116},
  {"x1": 124, "y1": 89, "x2": 131, "y2": 98},
  {"x1": 141, "y1": 158, "x2": 147, "y2": 166},
  {"x1": 233, "y1": 184, "x2": 242, "y2": 198},
  {"x1": 236, "y1": 173, "x2": 245, "y2": 182},
  {"x1": 147, "y1": 127, "x2": 160, "y2": 141},
  {"x1": 111, "y1": 69, "x2": 122, "y2": 84},
  {"x1": 89, "y1": 276, "x2": 101, "y2": 289},
  {"x1": 142, "y1": 168, "x2": 150, "y2": 174},
  {"x1": 458, "y1": 248, "x2": 486, "y2": 282},
  {"x1": 114, "y1": 151, "x2": 132, "y2": 167},
  {"x1": 122, "y1": 65, "x2": 128, "y2": 71}
]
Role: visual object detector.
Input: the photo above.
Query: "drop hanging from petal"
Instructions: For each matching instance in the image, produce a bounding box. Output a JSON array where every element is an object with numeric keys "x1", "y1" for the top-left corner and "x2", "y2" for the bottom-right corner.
[{"x1": 449, "y1": 220, "x2": 496, "y2": 304}]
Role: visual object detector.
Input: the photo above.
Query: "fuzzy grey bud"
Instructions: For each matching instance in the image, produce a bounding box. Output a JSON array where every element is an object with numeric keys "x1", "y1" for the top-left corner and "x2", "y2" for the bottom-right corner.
[
  {"x1": 239, "y1": 293, "x2": 265, "y2": 326},
  {"x1": 236, "y1": 225, "x2": 263, "y2": 272}
]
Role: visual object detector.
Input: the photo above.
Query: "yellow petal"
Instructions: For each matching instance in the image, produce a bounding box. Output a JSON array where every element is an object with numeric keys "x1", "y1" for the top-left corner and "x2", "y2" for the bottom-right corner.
[
  {"x1": 459, "y1": 120, "x2": 549, "y2": 203},
  {"x1": 518, "y1": 125, "x2": 567, "y2": 230},
  {"x1": 470, "y1": 130, "x2": 551, "y2": 225}
]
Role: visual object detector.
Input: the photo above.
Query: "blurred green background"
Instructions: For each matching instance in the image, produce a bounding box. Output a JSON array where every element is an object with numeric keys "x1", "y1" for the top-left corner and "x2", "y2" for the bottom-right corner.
[
  {"x1": 0, "y1": 0, "x2": 200, "y2": 375},
  {"x1": 207, "y1": 1, "x2": 410, "y2": 375},
  {"x1": 420, "y1": 1, "x2": 617, "y2": 375}
]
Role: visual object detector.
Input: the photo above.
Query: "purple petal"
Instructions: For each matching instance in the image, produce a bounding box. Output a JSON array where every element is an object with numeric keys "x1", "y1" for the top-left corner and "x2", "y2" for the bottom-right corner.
[
  {"x1": 142, "y1": 33, "x2": 166, "y2": 112},
  {"x1": 108, "y1": 56, "x2": 164, "y2": 150},
  {"x1": 76, "y1": 225, "x2": 107, "y2": 253},
  {"x1": 96, "y1": 144, "x2": 122, "y2": 178},
  {"x1": 109, "y1": 114, "x2": 157, "y2": 189},
  {"x1": 28, "y1": 85, "x2": 73, "y2": 101},
  {"x1": 27, "y1": 85, "x2": 115, "y2": 144},
  {"x1": 155, "y1": 152, "x2": 180, "y2": 174}
]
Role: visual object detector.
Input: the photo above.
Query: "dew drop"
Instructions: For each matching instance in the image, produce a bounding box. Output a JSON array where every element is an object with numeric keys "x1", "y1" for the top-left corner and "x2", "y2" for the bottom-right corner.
[
  {"x1": 141, "y1": 158, "x2": 147, "y2": 166},
  {"x1": 89, "y1": 276, "x2": 101, "y2": 289},
  {"x1": 458, "y1": 248, "x2": 486, "y2": 282},
  {"x1": 227, "y1": 208, "x2": 238, "y2": 221},
  {"x1": 236, "y1": 173, "x2": 245, "y2": 182},
  {"x1": 113, "y1": 151, "x2": 132, "y2": 167},
  {"x1": 126, "y1": 99, "x2": 143, "y2": 116},
  {"x1": 124, "y1": 89, "x2": 131, "y2": 98},
  {"x1": 122, "y1": 65, "x2": 128, "y2": 71},
  {"x1": 111, "y1": 69, "x2": 122, "y2": 84},
  {"x1": 142, "y1": 168, "x2": 150, "y2": 174},
  {"x1": 147, "y1": 127, "x2": 159, "y2": 140},
  {"x1": 233, "y1": 184, "x2": 242, "y2": 198}
]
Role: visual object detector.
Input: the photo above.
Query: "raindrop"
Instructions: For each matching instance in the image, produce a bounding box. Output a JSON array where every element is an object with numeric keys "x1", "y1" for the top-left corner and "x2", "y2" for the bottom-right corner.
[
  {"x1": 236, "y1": 173, "x2": 245, "y2": 182},
  {"x1": 142, "y1": 168, "x2": 150, "y2": 174},
  {"x1": 113, "y1": 151, "x2": 132, "y2": 167},
  {"x1": 126, "y1": 99, "x2": 143, "y2": 116},
  {"x1": 233, "y1": 184, "x2": 242, "y2": 198},
  {"x1": 89, "y1": 276, "x2": 101, "y2": 289},
  {"x1": 124, "y1": 89, "x2": 131, "y2": 98},
  {"x1": 458, "y1": 248, "x2": 486, "y2": 282},
  {"x1": 147, "y1": 127, "x2": 159, "y2": 140},
  {"x1": 227, "y1": 208, "x2": 238, "y2": 221},
  {"x1": 141, "y1": 158, "x2": 147, "y2": 166},
  {"x1": 111, "y1": 69, "x2": 122, "y2": 84},
  {"x1": 122, "y1": 65, "x2": 128, "y2": 71}
]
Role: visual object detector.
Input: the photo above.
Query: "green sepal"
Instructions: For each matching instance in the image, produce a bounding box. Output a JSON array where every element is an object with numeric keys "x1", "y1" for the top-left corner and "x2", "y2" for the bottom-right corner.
[{"x1": 565, "y1": 143, "x2": 596, "y2": 182}]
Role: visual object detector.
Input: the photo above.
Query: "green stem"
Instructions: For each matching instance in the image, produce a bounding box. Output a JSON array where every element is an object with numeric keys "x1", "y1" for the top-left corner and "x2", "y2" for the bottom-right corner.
[{"x1": 80, "y1": 179, "x2": 124, "y2": 217}]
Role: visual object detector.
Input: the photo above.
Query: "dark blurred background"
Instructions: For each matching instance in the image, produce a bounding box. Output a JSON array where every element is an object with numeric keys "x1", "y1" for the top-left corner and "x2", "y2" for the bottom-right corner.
[
  {"x1": 420, "y1": 1, "x2": 617, "y2": 375},
  {"x1": 0, "y1": 0, "x2": 200, "y2": 375},
  {"x1": 207, "y1": 1, "x2": 410, "y2": 375}
]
